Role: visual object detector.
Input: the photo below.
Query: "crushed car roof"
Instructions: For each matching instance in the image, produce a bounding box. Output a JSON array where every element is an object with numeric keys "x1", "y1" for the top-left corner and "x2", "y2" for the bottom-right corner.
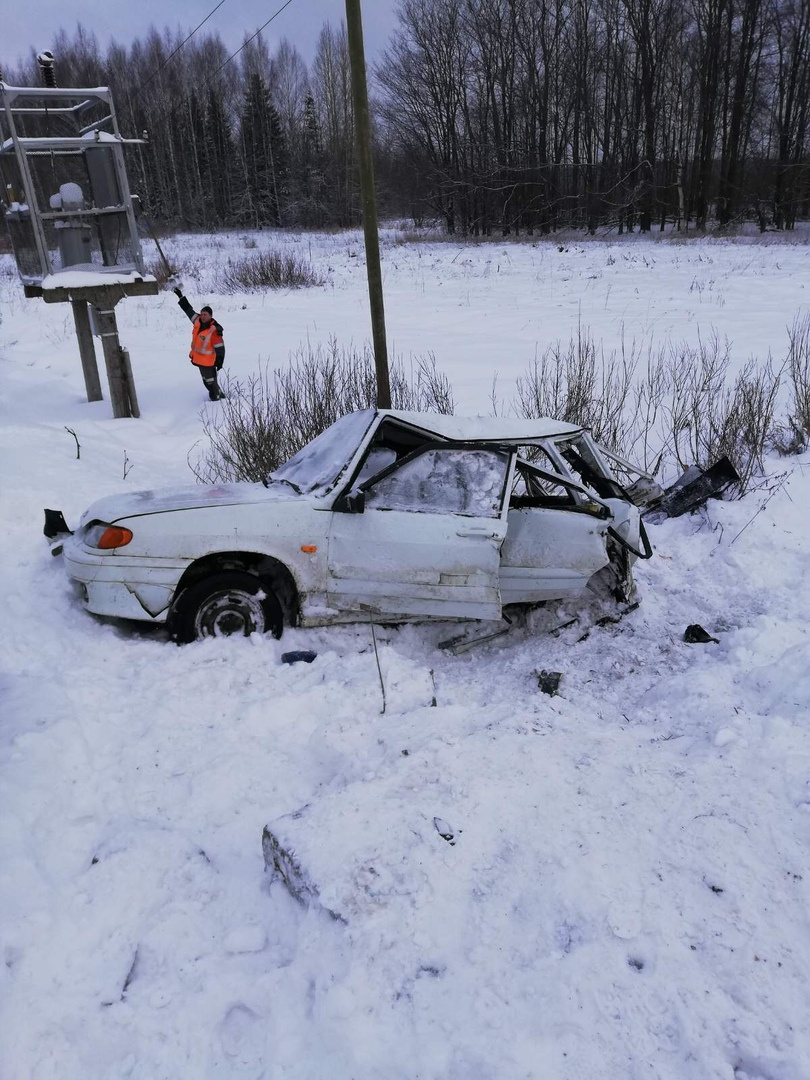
[{"x1": 377, "y1": 411, "x2": 583, "y2": 442}]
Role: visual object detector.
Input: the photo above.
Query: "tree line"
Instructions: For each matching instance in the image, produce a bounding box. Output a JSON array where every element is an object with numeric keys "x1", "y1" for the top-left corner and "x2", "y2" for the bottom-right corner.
[
  {"x1": 380, "y1": 0, "x2": 810, "y2": 234},
  {"x1": 3, "y1": 22, "x2": 359, "y2": 231},
  {"x1": 2, "y1": 0, "x2": 809, "y2": 236}
]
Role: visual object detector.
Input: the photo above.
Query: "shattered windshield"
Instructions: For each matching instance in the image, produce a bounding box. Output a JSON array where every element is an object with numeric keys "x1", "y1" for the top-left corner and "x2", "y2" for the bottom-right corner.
[{"x1": 270, "y1": 409, "x2": 376, "y2": 495}]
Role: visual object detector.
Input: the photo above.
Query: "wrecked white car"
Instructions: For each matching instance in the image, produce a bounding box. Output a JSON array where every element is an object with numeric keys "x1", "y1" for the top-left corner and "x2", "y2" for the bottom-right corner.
[{"x1": 46, "y1": 409, "x2": 652, "y2": 642}]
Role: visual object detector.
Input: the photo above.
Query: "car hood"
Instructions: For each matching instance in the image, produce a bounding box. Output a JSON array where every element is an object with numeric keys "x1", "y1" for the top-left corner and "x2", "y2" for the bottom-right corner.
[{"x1": 79, "y1": 481, "x2": 299, "y2": 527}]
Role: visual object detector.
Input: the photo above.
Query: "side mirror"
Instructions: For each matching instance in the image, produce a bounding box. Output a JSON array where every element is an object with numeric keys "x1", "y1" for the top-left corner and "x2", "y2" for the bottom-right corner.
[{"x1": 335, "y1": 489, "x2": 366, "y2": 514}]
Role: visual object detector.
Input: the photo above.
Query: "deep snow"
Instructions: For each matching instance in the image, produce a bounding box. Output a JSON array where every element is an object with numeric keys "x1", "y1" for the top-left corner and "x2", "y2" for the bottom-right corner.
[{"x1": 1, "y1": 228, "x2": 810, "y2": 1079}]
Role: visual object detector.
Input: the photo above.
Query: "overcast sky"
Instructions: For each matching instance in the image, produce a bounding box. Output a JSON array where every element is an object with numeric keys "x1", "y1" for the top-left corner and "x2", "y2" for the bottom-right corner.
[{"x1": 2, "y1": 0, "x2": 400, "y2": 70}]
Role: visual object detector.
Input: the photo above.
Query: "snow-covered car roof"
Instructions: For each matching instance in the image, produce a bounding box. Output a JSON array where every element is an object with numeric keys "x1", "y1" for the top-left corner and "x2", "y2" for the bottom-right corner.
[
  {"x1": 271, "y1": 409, "x2": 588, "y2": 497},
  {"x1": 377, "y1": 411, "x2": 583, "y2": 442}
]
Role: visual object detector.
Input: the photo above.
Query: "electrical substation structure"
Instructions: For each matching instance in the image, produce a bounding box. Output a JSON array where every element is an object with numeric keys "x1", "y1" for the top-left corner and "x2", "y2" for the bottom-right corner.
[{"x1": 0, "y1": 52, "x2": 157, "y2": 418}]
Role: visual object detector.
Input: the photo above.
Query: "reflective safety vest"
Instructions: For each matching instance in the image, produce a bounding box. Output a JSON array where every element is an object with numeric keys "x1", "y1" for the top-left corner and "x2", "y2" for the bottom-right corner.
[{"x1": 189, "y1": 316, "x2": 223, "y2": 367}]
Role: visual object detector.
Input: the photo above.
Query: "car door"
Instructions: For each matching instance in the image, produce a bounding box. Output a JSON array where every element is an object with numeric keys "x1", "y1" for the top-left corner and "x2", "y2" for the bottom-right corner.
[
  {"x1": 326, "y1": 445, "x2": 513, "y2": 620},
  {"x1": 499, "y1": 465, "x2": 613, "y2": 604}
]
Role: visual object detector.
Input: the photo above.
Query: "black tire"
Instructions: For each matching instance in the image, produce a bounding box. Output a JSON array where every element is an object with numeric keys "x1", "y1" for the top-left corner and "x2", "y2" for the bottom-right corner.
[{"x1": 169, "y1": 571, "x2": 283, "y2": 644}]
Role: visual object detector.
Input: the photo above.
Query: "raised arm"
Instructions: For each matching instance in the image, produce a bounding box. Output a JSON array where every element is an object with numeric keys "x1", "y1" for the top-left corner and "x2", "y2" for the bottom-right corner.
[{"x1": 173, "y1": 287, "x2": 196, "y2": 323}]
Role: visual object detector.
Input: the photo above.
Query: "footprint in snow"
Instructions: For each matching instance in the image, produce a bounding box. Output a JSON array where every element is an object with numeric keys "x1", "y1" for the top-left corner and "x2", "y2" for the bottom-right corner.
[{"x1": 219, "y1": 1003, "x2": 265, "y2": 1065}]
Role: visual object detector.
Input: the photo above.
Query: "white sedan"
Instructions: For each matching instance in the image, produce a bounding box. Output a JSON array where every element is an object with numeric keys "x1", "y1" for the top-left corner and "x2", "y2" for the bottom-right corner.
[{"x1": 47, "y1": 409, "x2": 652, "y2": 642}]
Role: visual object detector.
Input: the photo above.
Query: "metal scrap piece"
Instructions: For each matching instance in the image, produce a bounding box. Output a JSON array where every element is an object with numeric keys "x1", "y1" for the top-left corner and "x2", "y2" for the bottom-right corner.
[
  {"x1": 535, "y1": 670, "x2": 562, "y2": 696},
  {"x1": 648, "y1": 458, "x2": 740, "y2": 520}
]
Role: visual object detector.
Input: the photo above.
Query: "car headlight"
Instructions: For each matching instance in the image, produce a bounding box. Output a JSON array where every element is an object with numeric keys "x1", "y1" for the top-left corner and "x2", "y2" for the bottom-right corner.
[{"x1": 84, "y1": 523, "x2": 133, "y2": 549}]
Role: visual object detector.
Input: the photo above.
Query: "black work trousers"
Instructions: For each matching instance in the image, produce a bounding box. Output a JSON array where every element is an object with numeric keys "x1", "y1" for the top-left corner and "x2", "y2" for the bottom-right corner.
[{"x1": 196, "y1": 364, "x2": 222, "y2": 400}]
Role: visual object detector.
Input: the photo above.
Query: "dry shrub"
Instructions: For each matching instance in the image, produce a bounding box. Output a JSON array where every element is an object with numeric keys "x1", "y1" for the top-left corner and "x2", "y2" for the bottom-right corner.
[
  {"x1": 627, "y1": 348, "x2": 671, "y2": 472},
  {"x1": 145, "y1": 255, "x2": 179, "y2": 287},
  {"x1": 772, "y1": 420, "x2": 807, "y2": 456},
  {"x1": 193, "y1": 338, "x2": 454, "y2": 483},
  {"x1": 667, "y1": 335, "x2": 781, "y2": 492},
  {"x1": 515, "y1": 326, "x2": 782, "y2": 494},
  {"x1": 195, "y1": 323, "x2": 785, "y2": 496},
  {"x1": 779, "y1": 315, "x2": 810, "y2": 450},
  {"x1": 515, "y1": 326, "x2": 637, "y2": 453},
  {"x1": 217, "y1": 250, "x2": 322, "y2": 292}
]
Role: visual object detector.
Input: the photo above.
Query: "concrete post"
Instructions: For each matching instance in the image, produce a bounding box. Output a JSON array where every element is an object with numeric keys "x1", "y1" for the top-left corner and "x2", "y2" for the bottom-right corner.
[
  {"x1": 94, "y1": 297, "x2": 131, "y2": 418},
  {"x1": 70, "y1": 299, "x2": 103, "y2": 402},
  {"x1": 119, "y1": 347, "x2": 140, "y2": 418}
]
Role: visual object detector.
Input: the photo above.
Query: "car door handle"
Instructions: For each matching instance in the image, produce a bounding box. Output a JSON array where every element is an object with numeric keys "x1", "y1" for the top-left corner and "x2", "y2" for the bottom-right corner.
[{"x1": 456, "y1": 526, "x2": 498, "y2": 539}]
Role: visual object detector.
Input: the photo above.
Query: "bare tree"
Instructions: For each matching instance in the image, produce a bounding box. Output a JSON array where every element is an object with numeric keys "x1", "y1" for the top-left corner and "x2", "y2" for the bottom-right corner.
[{"x1": 312, "y1": 22, "x2": 356, "y2": 225}]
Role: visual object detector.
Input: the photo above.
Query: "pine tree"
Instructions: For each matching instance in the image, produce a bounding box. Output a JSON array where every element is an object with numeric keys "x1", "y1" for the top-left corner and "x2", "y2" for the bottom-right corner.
[
  {"x1": 238, "y1": 72, "x2": 286, "y2": 226},
  {"x1": 295, "y1": 93, "x2": 325, "y2": 225},
  {"x1": 205, "y1": 88, "x2": 236, "y2": 224}
]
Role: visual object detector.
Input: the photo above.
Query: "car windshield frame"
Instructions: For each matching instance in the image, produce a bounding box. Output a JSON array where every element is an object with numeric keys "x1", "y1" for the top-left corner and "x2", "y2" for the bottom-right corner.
[{"x1": 269, "y1": 409, "x2": 377, "y2": 496}]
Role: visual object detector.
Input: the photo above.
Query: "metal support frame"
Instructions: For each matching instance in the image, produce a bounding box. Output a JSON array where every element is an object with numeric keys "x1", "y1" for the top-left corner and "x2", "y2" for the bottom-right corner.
[
  {"x1": 0, "y1": 87, "x2": 52, "y2": 274},
  {"x1": 0, "y1": 82, "x2": 149, "y2": 280},
  {"x1": 0, "y1": 81, "x2": 156, "y2": 419}
]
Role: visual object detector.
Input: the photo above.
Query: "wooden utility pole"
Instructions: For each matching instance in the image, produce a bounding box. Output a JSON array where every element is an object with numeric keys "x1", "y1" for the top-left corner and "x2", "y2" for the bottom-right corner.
[{"x1": 345, "y1": 0, "x2": 391, "y2": 409}]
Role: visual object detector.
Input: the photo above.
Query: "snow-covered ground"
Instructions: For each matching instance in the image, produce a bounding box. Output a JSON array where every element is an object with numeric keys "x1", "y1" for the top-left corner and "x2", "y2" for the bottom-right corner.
[{"x1": 1, "y1": 229, "x2": 810, "y2": 1079}]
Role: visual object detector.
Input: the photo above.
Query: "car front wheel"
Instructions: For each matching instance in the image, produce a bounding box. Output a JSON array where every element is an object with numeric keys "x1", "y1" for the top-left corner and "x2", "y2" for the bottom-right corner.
[{"x1": 169, "y1": 571, "x2": 283, "y2": 643}]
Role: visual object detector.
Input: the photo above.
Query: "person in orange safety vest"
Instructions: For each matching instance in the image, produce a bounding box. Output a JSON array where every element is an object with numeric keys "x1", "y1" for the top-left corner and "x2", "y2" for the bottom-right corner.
[{"x1": 173, "y1": 287, "x2": 225, "y2": 400}]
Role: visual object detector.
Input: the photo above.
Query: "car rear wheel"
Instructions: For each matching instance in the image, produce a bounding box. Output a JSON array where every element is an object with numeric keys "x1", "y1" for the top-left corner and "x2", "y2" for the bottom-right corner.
[{"x1": 169, "y1": 571, "x2": 283, "y2": 643}]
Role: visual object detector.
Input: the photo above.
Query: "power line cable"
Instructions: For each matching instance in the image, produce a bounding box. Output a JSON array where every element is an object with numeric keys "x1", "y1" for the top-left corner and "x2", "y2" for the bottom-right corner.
[
  {"x1": 126, "y1": 0, "x2": 298, "y2": 249},
  {"x1": 209, "y1": 0, "x2": 297, "y2": 81},
  {"x1": 130, "y1": 0, "x2": 229, "y2": 98},
  {"x1": 128, "y1": 0, "x2": 297, "y2": 123}
]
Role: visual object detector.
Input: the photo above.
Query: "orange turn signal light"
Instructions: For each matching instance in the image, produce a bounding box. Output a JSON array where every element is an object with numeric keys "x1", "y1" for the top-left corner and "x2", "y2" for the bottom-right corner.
[
  {"x1": 301, "y1": 544, "x2": 318, "y2": 553},
  {"x1": 97, "y1": 526, "x2": 133, "y2": 549}
]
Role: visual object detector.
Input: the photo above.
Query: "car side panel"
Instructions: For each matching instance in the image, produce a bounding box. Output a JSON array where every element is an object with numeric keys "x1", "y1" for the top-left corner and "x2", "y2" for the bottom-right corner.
[
  {"x1": 499, "y1": 508, "x2": 610, "y2": 603},
  {"x1": 63, "y1": 501, "x2": 332, "y2": 624},
  {"x1": 327, "y1": 508, "x2": 506, "y2": 620}
]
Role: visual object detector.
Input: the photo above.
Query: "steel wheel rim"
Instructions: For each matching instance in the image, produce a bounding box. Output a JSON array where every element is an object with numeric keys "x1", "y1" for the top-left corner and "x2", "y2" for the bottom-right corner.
[{"x1": 193, "y1": 589, "x2": 265, "y2": 638}]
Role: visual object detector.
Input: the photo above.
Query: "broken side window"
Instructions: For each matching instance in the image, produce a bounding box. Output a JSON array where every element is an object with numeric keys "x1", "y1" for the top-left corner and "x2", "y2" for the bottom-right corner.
[
  {"x1": 365, "y1": 448, "x2": 510, "y2": 518},
  {"x1": 355, "y1": 446, "x2": 399, "y2": 487},
  {"x1": 510, "y1": 468, "x2": 576, "y2": 509},
  {"x1": 510, "y1": 461, "x2": 608, "y2": 516}
]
